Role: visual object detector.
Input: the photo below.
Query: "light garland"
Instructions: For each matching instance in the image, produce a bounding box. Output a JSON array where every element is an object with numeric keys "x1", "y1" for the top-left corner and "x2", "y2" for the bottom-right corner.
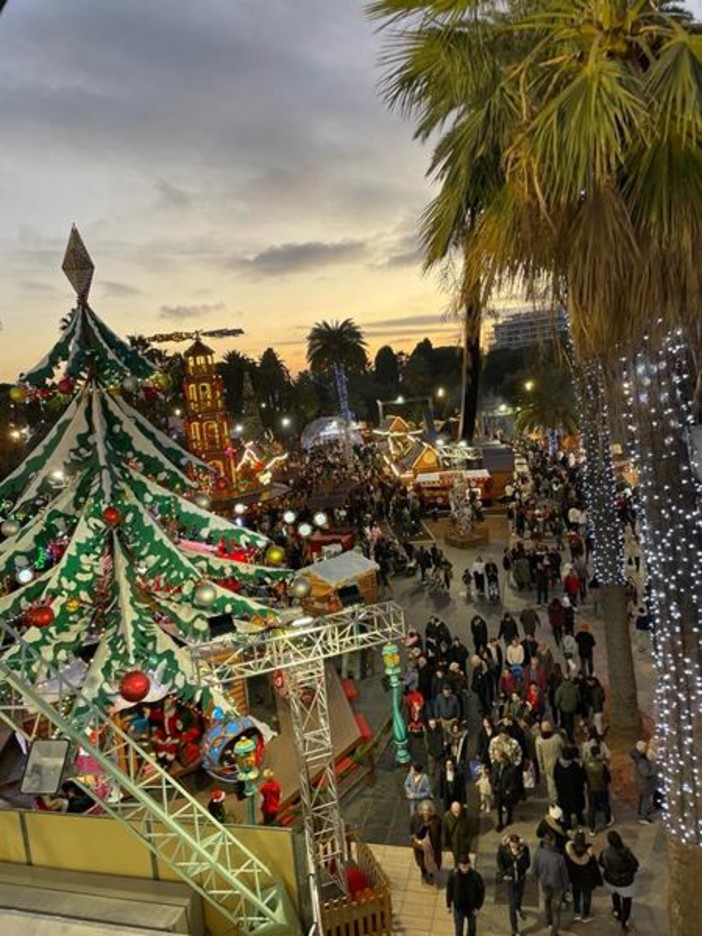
[{"x1": 622, "y1": 329, "x2": 702, "y2": 845}]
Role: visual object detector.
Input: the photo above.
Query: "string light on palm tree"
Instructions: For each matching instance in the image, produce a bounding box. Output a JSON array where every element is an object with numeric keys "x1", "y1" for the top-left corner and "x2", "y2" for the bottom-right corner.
[{"x1": 306, "y1": 319, "x2": 368, "y2": 424}]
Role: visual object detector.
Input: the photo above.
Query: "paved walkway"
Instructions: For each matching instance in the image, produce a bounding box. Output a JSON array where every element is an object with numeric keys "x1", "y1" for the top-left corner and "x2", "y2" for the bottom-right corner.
[{"x1": 342, "y1": 515, "x2": 667, "y2": 935}]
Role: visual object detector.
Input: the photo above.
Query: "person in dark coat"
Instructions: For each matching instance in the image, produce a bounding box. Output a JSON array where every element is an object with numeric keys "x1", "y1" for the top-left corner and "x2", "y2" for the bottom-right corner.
[
  {"x1": 574, "y1": 624, "x2": 596, "y2": 676},
  {"x1": 519, "y1": 607, "x2": 540, "y2": 638},
  {"x1": 442, "y1": 801, "x2": 472, "y2": 866},
  {"x1": 497, "y1": 833, "x2": 531, "y2": 935},
  {"x1": 477, "y1": 715, "x2": 496, "y2": 767},
  {"x1": 498, "y1": 612, "x2": 519, "y2": 646},
  {"x1": 554, "y1": 746, "x2": 587, "y2": 829},
  {"x1": 439, "y1": 757, "x2": 467, "y2": 811},
  {"x1": 565, "y1": 830, "x2": 602, "y2": 923},
  {"x1": 547, "y1": 597, "x2": 565, "y2": 647},
  {"x1": 599, "y1": 830, "x2": 640, "y2": 932},
  {"x1": 493, "y1": 750, "x2": 521, "y2": 832},
  {"x1": 424, "y1": 718, "x2": 446, "y2": 785},
  {"x1": 470, "y1": 615, "x2": 489, "y2": 654},
  {"x1": 446, "y1": 854, "x2": 485, "y2": 936}
]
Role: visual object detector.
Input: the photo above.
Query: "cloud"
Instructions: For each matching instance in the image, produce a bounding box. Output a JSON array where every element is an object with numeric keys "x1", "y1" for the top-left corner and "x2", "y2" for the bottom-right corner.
[
  {"x1": 102, "y1": 280, "x2": 143, "y2": 298},
  {"x1": 361, "y1": 313, "x2": 455, "y2": 330},
  {"x1": 159, "y1": 301, "x2": 226, "y2": 321},
  {"x1": 155, "y1": 179, "x2": 193, "y2": 209},
  {"x1": 235, "y1": 240, "x2": 367, "y2": 277},
  {"x1": 18, "y1": 280, "x2": 60, "y2": 296}
]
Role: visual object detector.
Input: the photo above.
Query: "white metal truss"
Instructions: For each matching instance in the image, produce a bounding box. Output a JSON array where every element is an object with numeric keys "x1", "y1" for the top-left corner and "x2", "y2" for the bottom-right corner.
[
  {"x1": 287, "y1": 657, "x2": 347, "y2": 895},
  {"x1": 190, "y1": 601, "x2": 406, "y2": 684},
  {"x1": 190, "y1": 600, "x2": 407, "y2": 907},
  {"x1": 0, "y1": 618, "x2": 300, "y2": 936}
]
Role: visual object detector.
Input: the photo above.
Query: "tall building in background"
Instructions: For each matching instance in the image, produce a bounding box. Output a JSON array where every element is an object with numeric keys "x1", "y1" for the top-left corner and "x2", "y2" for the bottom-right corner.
[{"x1": 485, "y1": 306, "x2": 568, "y2": 351}]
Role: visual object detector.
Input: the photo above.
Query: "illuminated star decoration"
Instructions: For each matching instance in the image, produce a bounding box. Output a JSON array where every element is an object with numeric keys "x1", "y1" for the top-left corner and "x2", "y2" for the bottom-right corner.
[{"x1": 62, "y1": 225, "x2": 95, "y2": 304}]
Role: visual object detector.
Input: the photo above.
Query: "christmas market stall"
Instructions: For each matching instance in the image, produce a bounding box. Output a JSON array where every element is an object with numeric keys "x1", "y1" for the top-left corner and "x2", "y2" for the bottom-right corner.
[{"x1": 295, "y1": 551, "x2": 379, "y2": 616}]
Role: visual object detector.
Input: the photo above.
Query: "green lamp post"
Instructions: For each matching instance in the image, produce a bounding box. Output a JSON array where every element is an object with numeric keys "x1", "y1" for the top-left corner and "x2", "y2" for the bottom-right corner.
[
  {"x1": 382, "y1": 642, "x2": 411, "y2": 765},
  {"x1": 234, "y1": 735, "x2": 260, "y2": 825}
]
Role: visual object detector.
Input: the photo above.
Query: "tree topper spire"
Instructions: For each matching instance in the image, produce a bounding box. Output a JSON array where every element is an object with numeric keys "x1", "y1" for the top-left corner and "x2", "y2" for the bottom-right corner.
[{"x1": 62, "y1": 225, "x2": 95, "y2": 304}]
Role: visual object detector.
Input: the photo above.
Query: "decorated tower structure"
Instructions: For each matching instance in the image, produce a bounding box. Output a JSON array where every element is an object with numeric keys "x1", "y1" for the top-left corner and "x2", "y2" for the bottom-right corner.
[{"x1": 183, "y1": 339, "x2": 237, "y2": 498}]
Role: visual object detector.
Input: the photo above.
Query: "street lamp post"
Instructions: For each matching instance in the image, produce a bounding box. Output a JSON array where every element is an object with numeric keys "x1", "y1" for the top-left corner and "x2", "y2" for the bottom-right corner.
[
  {"x1": 382, "y1": 642, "x2": 411, "y2": 766},
  {"x1": 234, "y1": 736, "x2": 260, "y2": 825}
]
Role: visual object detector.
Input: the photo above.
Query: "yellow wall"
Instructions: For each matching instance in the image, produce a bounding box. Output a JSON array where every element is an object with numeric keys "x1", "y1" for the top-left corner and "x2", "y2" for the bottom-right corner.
[{"x1": 0, "y1": 810, "x2": 300, "y2": 936}]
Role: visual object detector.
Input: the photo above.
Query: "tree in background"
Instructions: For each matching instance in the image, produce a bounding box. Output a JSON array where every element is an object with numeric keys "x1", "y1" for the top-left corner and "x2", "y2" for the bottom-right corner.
[
  {"x1": 373, "y1": 345, "x2": 400, "y2": 398},
  {"x1": 306, "y1": 319, "x2": 368, "y2": 421},
  {"x1": 238, "y1": 371, "x2": 265, "y2": 442},
  {"x1": 255, "y1": 348, "x2": 292, "y2": 428}
]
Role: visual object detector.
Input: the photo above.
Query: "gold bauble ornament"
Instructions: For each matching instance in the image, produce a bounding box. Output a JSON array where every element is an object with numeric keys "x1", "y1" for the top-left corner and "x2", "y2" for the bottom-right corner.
[{"x1": 266, "y1": 545, "x2": 285, "y2": 566}]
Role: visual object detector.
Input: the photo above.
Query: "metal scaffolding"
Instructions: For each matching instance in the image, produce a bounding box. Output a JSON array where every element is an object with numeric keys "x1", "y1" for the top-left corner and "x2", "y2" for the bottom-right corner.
[{"x1": 0, "y1": 618, "x2": 299, "y2": 936}]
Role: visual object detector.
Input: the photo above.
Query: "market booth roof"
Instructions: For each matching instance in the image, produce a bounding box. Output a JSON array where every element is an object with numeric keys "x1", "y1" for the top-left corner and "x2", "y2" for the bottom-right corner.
[{"x1": 297, "y1": 550, "x2": 378, "y2": 587}]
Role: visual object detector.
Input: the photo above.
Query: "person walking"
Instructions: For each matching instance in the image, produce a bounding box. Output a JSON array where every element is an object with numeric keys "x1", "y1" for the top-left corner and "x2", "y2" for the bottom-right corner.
[
  {"x1": 534, "y1": 832, "x2": 570, "y2": 936},
  {"x1": 497, "y1": 833, "x2": 531, "y2": 936},
  {"x1": 536, "y1": 720, "x2": 565, "y2": 804},
  {"x1": 471, "y1": 556, "x2": 486, "y2": 598},
  {"x1": 554, "y1": 676, "x2": 580, "y2": 742},
  {"x1": 424, "y1": 718, "x2": 446, "y2": 787},
  {"x1": 554, "y1": 746, "x2": 587, "y2": 830},
  {"x1": 599, "y1": 830, "x2": 640, "y2": 932},
  {"x1": 585, "y1": 744, "x2": 613, "y2": 834},
  {"x1": 565, "y1": 829, "x2": 603, "y2": 923},
  {"x1": 470, "y1": 615, "x2": 489, "y2": 654},
  {"x1": 439, "y1": 757, "x2": 467, "y2": 810},
  {"x1": 411, "y1": 799, "x2": 442, "y2": 885},
  {"x1": 442, "y1": 801, "x2": 471, "y2": 867},
  {"x1": 493, "y1": 750, "x2": 521, "y2": 832},
  {"x1": 435, "y1": 683, "x2": 462, "y2": 745},
  {"x1": 536, "y1": 804, "x2": 570, "y2": 853},
  {"x1": 404, "y1": 762, "x2": 433, "y2": 819},
  {"x1": 575, "y1": 624, "x2": 596, "y2": 676},
  {"x1": 446, "y1": 854, "x2": 485, "y2": 936}
]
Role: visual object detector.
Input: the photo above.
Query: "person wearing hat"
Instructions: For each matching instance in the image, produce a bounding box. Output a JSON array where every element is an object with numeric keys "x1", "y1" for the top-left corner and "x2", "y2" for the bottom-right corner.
[
  {"x1": 207, "y1": 788, "x2": 227, "y2": 824},
  {"x1": 259, "y1": 769, "x2": 282, "y2": 826},
  {"x1": 446, "y1": 853, "x2": 485, "y2": 936},
  {"x1": 575, "y1": 624, "x2": 596, "y2": 676},
  {"x1": 566, "y1": 830, "x2": 603, "y2": 922},
  {"x1": 536, "y1": 804, "x2": 570, "y2": 853}
]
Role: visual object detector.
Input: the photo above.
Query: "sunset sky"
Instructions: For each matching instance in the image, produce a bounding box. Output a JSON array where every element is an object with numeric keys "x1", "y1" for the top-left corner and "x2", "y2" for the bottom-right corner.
[
  {"x1": 2, "y1": 1, "x2": 700, "y2": 384},
  {"x1": 0, "y1": 0, "x2": 464, "y2": 382}
]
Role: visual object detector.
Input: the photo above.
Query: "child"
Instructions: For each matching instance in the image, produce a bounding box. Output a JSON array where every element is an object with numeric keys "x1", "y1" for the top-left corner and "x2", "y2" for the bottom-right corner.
[{"x1": 476, "y1": 764, "x2": 493, "y2": 813}]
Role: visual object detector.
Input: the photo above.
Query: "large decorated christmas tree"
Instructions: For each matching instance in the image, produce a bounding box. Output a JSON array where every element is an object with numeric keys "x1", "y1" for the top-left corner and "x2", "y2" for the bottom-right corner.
[{"x1": 0, "y1": 228, "x2": 288, "y2": 712}]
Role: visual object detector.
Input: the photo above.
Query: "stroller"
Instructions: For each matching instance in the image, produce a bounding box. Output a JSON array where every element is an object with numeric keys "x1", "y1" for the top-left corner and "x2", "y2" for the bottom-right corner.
[{"x1": 485, "y1": 561, "x2": 500, "y2": 603}]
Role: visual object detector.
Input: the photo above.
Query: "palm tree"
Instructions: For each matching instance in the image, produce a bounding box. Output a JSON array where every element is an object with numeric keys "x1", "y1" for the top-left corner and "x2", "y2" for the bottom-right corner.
[
  {"x1": 367, "y1": 0, "x2": 531, "y2": 441},
  {"x1": 446, "y1": 3, "x2": 702, "y2": 925},
  {"x1": 513, "y1": 371, "x2": 577, "y2": 436},
  {"x1": 306, "y1": 319, "x2": 368, "y2": 421},
  {"x1": 368, "y1": 0, "x2": 644, "y2": 733}
]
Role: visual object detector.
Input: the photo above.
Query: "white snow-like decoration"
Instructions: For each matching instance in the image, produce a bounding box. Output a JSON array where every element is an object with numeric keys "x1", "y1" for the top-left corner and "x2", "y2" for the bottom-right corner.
[
  {"x1": 20, "y1": 308, "x2": 80, "y2": 385},
  {"x1": 113, "y1": 537, "x2": 138, "y2": 664},
  {"x1": 110, "y1": 388, "x2": 207, "y2": 475},
  {"x1": 0, "y1": 477, "x2": 80, "y2": 561},
  {"x1": 123, "y1": 465, "x2": 270, "y2": 550},
  {"x1": 101, "y1": 390, "x2": 195, "y2": 490},
  {"x1": 91, "y1": 388, "x2": 115, "y2": 502}
]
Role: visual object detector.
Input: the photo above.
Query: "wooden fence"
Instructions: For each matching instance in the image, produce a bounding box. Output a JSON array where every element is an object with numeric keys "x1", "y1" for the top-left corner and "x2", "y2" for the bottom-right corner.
[{"x1": 320, "y1": 829, "x2": 393, "y2": 936}]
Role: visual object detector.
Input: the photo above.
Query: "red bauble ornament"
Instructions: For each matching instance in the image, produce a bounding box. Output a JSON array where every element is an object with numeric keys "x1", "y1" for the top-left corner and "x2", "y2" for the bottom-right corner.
[
  {"x1": 103, "y1": 506, "x2": 121, "y2": 526},
  {"x1": 119, "y1": 670, "x2": 151, "y2": 703},
  {"x1": 57, "y1": 377, "x2": 74, "y2": 394},
  {"x1": 28, "y1": 605, "x2": 55, "y2": 628}
]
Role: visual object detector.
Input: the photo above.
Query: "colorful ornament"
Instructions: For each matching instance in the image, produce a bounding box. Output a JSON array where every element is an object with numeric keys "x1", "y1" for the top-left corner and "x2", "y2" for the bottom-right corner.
[
  {"x1": 0, "y1": 520, "x2": 19, "y2": 538},
  {"x1": 57, "y1": 377, "x2": 75, "y2": 394},
  {"x1": 265, "y1": 545, "x2": 285, "y2": 566},
  {"x1": 215, "y1": 477, "x2": 229, "y2": 491},
  {"x1": 16, "y1": 568, "x2": 34, "y2": 585},
  {"x1": 27, "y1": 605, "x2": 55, "y2": 628},
  {"x1": 65, "y1": 597, "x2": 81, "y2": 614},
  {"x1": 9, "y1": 386, "x2": 27, "y2": 403},
  {"x1": 119, "y1": 670, "x2": 151, "y2": 703},
  {"x1": 102, "y1": 505, "x2": 121, "y2": 527},
  {"x1": 194, "y1": 493, "x2": 212, "y2": 510},
  {"x1": 193, "y1": 581, "x2": 217, "y2": 607},
  {"x1": 290, "y1": 577, "x2": 312, "y2": 600},
  {"x1": 154, "y1": 373, "x2": 172, "y2": 391},
  {"x1": 121, "y1": 375, "x2": 140, "y2": 394}
]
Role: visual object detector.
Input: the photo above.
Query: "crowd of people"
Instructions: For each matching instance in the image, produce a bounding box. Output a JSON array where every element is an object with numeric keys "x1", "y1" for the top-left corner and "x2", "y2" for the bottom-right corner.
[{"x1": 393, "y1": 441, "x2": 658, "y2": 936}]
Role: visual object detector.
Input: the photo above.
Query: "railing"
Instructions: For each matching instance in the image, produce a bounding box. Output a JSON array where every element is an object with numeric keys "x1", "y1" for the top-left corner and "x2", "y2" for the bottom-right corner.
[{"x1": 320, "y1": 829, "x2": 393, "y2": 936}]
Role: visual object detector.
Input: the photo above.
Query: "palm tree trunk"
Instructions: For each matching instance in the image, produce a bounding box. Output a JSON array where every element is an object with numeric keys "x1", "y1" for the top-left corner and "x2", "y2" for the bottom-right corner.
[
  {"x1": 575, "y1": 360, "x2": 640, "y2": 732},
  {"x1": 624, "y1": 336, "x2": 702, "y2": 936},
  {"x1": 458, "y1": 303, "x2": 481, "y2": 442}
]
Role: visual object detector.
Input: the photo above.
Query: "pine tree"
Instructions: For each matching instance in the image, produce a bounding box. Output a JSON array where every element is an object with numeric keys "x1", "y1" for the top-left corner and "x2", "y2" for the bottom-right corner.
[
  {"x1": 0, "y1": 229, "x2": 288, "y2": 712},
  {"x1": 239, "y1": 371, "x2": 265, "y2": 442}
]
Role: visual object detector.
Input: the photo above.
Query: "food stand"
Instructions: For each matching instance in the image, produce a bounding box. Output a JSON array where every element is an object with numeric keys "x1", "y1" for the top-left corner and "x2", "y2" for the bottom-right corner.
[{"x1": 296, "y1": 551, "x2": 379, "y2": 616}]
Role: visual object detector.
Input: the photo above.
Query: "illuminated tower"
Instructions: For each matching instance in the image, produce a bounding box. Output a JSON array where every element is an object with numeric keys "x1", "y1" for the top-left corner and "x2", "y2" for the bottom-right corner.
[{"x1": 183, "y1": 339, "x2": 236, "y2": 492}]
